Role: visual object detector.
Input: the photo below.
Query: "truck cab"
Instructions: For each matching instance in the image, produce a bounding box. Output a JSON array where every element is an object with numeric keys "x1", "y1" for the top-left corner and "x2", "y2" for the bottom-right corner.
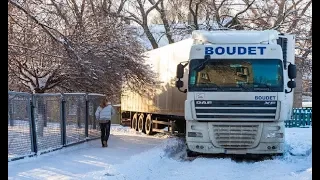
[{"x1": 176, "y1": 30, "x2": 297, "y2": 156}]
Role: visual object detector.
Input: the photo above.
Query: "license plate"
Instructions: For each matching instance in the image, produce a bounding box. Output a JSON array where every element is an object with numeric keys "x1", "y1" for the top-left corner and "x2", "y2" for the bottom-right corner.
[{"x1": 224, "y1": 149, "x2": 246, "y2": 154}]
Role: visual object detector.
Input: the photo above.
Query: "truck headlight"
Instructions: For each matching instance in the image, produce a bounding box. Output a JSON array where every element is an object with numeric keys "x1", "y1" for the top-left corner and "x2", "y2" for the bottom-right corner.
[
  {"x1": 266, "y1": 132, "x2": 283, "y2": 138},
  {"x1": 188, "y1": 132, "x2": 203, "y2": 137}
]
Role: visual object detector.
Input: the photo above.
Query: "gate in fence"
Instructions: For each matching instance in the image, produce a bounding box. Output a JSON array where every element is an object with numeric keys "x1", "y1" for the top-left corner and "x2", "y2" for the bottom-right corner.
[{"x1": 8, "y1": 91, "x2": 105, "y2": 161}]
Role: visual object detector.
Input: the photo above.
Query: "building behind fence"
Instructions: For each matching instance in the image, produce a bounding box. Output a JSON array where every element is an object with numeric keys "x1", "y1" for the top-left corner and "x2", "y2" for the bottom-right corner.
[{"x1": 8, "y1": 91, "x2": 105, "y2": 161}]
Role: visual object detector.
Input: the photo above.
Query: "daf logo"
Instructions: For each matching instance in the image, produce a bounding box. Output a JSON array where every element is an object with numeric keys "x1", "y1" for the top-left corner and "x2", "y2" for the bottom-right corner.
[
  {"x1": 264, "y1": 101, "x2": 276, "y2": 105},
  {"x1": 196, "y1": 101, "x2": 212, "y2": 105}
]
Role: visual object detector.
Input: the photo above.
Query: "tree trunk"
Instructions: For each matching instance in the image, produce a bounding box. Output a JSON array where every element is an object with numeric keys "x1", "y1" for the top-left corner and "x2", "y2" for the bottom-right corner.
[
  {"x1": 293, "y1": 61, "x2": 303, "y2": 108},
  {"x1": 36, "y1": 96, "x2": 47, "y2": 137},
  {"x1": 160, "y1": 12, "x2": 174, "y2": 44},
  {"x1": 34, "y1": 89, "x2": 47, "y2": 137},
  {"x1": 144, "y1": 25, "x2": 159, "y2": 49},
  {"x1": 158, "y1": 2, "x2": 174, "y2": 44},
  {"x1": 293, "y1": 71, "x2": 302, "y2": 108}
]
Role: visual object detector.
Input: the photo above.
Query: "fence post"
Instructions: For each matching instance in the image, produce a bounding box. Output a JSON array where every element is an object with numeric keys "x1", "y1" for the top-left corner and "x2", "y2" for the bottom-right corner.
[
  {"x1": 93, "y1": 103, "x2": 97, "y2": 129},
  {"x1": 44, "y1": 101, "x2": 47, "y2": 127},
  {"x1": 29, "y1": 95, "x2": 38, "y2": 154},
  {"x1": 9, "y1": 102, "x2": 14, "y2": 126},
  {"x1": 85, "y1": 94, "x2": 89, "y2": 138},
  {"x1": 77, "y1": 98, "x2": 82, "y2": 128},
  {"x1": 60, "y1": 94, "x2": 67, "y2": 146}
]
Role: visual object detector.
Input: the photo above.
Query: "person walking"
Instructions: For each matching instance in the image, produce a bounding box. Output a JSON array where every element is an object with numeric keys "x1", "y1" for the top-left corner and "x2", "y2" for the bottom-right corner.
[{"x1": 95, "y1": 98, "x2": 115, "y2": 147}]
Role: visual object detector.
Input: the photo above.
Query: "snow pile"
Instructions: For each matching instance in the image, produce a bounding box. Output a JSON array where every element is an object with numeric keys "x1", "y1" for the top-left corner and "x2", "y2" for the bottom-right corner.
[
  {"x1": 110, "y1": 125, "x2": 134, "y2": 135},
  {"x1": 110, "y1": 124, "x2": 170, "y2": 139},
  {"x1": 162, "y1": 137, "x2": 186, "y2": 160},
  {"x1": 285, "y1": 128, "x2": 312, "y2": 156},
  {"x1": 107, "y1": 128, "x2": 312, "y2": 180}
]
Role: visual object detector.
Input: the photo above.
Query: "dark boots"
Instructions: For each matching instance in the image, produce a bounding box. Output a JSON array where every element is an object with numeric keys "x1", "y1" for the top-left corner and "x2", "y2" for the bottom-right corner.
[{"x1": 100, "y1": 121, "x2": 111, "y2": 148}]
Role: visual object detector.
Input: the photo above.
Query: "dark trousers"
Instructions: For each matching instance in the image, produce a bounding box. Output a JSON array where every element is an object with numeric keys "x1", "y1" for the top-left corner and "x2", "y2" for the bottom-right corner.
[{"x1": 100, "y1": 121, "x2": 111, "y2": 145}]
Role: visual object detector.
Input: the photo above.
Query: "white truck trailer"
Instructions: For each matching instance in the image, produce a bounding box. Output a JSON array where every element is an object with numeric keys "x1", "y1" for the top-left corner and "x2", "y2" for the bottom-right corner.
[
  {"x1": 121, "y1": 39, "x2": 193, "y2": 135},
  {"x1": 121, "y1": 29, "x2": 297, "y2": 157}
]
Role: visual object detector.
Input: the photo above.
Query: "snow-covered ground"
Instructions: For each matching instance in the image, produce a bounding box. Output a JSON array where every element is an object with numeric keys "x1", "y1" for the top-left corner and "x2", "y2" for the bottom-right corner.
[{"x1": 8, "y1": 126, "x2": 312, "y2": 180}]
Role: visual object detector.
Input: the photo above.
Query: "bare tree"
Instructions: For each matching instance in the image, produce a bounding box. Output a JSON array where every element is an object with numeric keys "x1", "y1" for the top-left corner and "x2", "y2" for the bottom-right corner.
[
  {"x1": 115, "y1": 0, "x2": 164, "y2": 49},
  {"x1": 8, "y1": 2, "x2": 68, "y2": 93},
  {"x1": 8, "y1": 0, "x2": 157, "y2": 102},
  {"x1": 240, "y1": 0, "x2": 312, "y2": 106},
  {"x1": 148, "y1": 0, "x2": 174, "y2": 44},
  {"x1": 148, "y1": 0, "x2": 312, "y2": 104},
  {"x1": 188, "y1": 0, "x2": 205, "y2": 30}
]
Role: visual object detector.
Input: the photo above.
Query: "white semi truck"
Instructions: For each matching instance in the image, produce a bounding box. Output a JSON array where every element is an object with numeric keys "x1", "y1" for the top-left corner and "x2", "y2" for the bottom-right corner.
[
  {"x1": 176, "y1": 30, "x2": 297, "y2": 156},
  {"x1": 121, "y1": 29, "x2": 297, "y2": 157}
]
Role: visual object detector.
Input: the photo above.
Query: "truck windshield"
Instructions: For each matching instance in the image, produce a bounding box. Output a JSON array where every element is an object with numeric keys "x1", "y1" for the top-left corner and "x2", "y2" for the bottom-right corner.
[{"x1": 188, "y1": 59, "x2": 283, "y2": 92}]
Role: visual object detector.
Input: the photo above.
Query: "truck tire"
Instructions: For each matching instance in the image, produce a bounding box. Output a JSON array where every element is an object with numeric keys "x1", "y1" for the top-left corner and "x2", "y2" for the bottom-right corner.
[
  {"x1": 145, "y1": 114, "x2": 154, "y2": 135},
  {"x1": 132, "y1": 114, "x2": 138, "y2": 131},
  {"x1": 186, "y1": 149, "x2": 198, "y2": 157},
  {"x1": 138, "y1": 114, "x2": 145, "y2": 133}
]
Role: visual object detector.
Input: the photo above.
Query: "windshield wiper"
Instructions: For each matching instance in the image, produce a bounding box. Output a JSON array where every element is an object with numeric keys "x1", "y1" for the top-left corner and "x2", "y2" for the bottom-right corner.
[
  {"x1": 236, "y1": 83, "x2": 250, "y2": 91},
  {"x1": 219, "y1": 83, "x2": 249, "y2": 91},
  {"x1": 197, "y1": 83, "x2": 223, "y2": 91},
  {"x1": 252, "y1": 83, "x2": 271, "y2": 88},
  {"x1": 191, "y1": 55, "x2": 211, "y2": 71},
  {"x1": 250, "y1": 83, "x2": 272, "y2": 91}
]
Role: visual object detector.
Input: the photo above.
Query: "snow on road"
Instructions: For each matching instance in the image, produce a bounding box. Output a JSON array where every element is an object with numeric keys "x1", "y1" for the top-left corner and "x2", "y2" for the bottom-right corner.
[
  {"x1": 8, "y1": 127, "x2": 312, "y2": 180},
  {"x1": 8, "y1": 133, "x2": 165, "y2": 179}
]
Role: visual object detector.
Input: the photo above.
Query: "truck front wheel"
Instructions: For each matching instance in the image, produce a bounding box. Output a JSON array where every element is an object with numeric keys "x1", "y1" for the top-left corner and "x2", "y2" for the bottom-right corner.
[{"x1": 186, "y1": 148, "x2": 198, "y2": 157}]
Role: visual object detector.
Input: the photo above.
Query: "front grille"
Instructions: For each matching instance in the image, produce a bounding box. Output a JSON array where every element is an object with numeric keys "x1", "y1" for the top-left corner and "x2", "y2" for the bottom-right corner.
[
  {"x1": 212, "y1": 124, "x2": 259, "y2": 148},
  {"x1": 195, "y1": 100, "x2": 277, "y2": 120}
]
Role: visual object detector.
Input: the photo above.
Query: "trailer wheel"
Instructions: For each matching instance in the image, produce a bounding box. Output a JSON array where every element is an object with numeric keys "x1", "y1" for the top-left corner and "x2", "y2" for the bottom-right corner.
[
  {"x1": 132, "y1": 113, "x2": 138, "y2": 131},
  {"x1": 145, "y1": 114, "x2": 154, "y2": 135},
  {"x1": 138, "y1": 114, "x2": 145, "y2": 133}
]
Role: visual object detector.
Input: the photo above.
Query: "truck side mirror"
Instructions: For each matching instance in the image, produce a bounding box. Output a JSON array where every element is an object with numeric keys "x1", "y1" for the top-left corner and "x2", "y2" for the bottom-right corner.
[
  {"x1": 287, "y1": 80, "x2": 296, "y2": 89},
  {"x1": 176, "y1": 63, "x2": 184, "y2": 79},
  {"x1": 175, "y1": 79, "x2": 184, "y2": 88},
  {"x1": 288, "y1": 64, "x2": 296, "y2": 79},
  {"x1": 176, "y1": 62, "x2": 188, "y2": 93},
  {"x1": 285, "y1": 64, "x2": 296, "y2": 94},
  {"x1": 285, "y1": 80, "x2": 296, "y2": 93}
]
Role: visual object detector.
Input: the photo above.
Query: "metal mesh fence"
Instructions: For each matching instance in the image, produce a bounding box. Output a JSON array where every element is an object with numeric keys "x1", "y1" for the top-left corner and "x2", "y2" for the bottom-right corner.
[
  {"x1": 33, "y1": 94, "x2": 63, "y2": 152},
  {"x1": 8, "y1": 92, "x2": 33, "y2": 159},
  {"x1": 8, "y1": 91, "x2": 106, "y2": 161},
  {"x1": 87, "y1": 94, "x2": 105, "y2": 139},
  {"x1": 64, "y1": 93, "x2": 87, "y2": 145}
]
